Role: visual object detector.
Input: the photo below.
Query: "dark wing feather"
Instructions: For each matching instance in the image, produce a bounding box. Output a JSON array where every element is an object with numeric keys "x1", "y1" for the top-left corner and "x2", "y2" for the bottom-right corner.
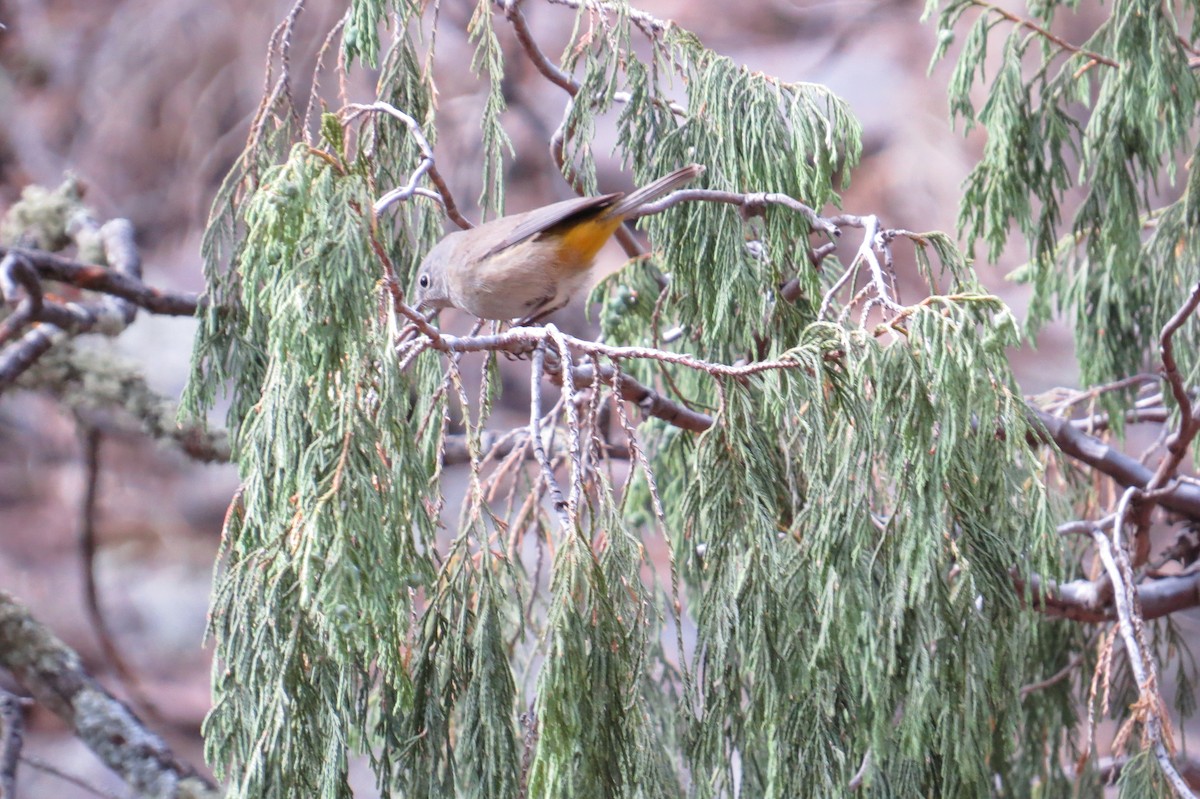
[{"x1": 481, "y1": 193, "x2": 621, "y2": 259}]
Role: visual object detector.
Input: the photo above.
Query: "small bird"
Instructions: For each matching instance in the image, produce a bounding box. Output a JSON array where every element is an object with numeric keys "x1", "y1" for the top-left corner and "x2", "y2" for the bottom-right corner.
[{"x1": 413, "y1": 164, "x2": 703, "y2": 322}]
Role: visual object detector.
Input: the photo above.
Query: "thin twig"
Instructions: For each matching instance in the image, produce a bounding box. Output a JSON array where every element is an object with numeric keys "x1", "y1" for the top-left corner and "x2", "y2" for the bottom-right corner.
[
  {"x1": 343, "y1": 101, "x2": 468, "y2": 226},
  {"x1": 609, "y1": 359, "x2": 696, "y2": 709},
  {"x1": 244, "y1": 0, "x2": 307, "y2": 160},
  {"x1": 544, "y1": 325, "x2": 584, "y2": 527},
  {"x1": 969, "y1": 0, "x2": 1119, "y2": 69},
  {"x1": 1020, "y1": 634, "x2": 1097, "y2": 698},
  {"x1": 848, "y1": 749, "x2": 871, "y2": 791},
  {"x1": 303, "y1": 16, "x2": 347, "y2": 145},
  {"x1": 76, "y1": 427, "x2": 165, "y2": 726},
  {"x1": 344, "y1": 102, "x2": 471, "y2": 229},
  {"x1": 821, "y1": 214, "x2": 903, "y2": 319},
  {"x1": 18, "y1": 754, "x2": 124, "y2": 799},
  {"x1": 503, "y1": 0, "x2": 578, "y2": 95},
  {"x1": 1148, "y1": 281, "x2": 1200, "y2": 489},
  {"x1": 530, "y1": 343, "x2": 571, "y2": 528}
]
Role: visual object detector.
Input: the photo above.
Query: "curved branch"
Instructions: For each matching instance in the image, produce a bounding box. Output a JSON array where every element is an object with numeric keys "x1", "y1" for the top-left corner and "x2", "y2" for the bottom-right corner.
[
  {"x1": 969, "y1": 0, "x2": 1119, "y2": 69},
  {"x1": 0, "y1": 246, "x2": 199, "y2": 316}
]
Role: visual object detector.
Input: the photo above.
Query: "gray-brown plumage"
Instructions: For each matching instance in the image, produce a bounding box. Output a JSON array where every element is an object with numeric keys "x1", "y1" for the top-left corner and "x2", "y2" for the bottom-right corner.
[{"x1": 414, "y1": 164, "x2": 703, "y2": 321}]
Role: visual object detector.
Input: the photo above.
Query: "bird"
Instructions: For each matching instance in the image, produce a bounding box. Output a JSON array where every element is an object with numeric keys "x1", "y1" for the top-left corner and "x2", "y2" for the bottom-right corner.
[{"x1": 413, "y1": 164, "x2": 703, "y2": 322}]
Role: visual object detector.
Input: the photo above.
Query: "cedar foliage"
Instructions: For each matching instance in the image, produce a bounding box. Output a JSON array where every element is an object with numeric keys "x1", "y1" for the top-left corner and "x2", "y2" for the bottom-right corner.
[{"x1": 182, "y1": 0, "x2": 1198, "y2": 796}]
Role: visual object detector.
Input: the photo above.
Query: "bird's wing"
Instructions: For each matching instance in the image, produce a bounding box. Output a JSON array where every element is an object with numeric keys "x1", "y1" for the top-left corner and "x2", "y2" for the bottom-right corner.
[{"x1": 481, "y1": 193, "x2": 622, "y2": 258}]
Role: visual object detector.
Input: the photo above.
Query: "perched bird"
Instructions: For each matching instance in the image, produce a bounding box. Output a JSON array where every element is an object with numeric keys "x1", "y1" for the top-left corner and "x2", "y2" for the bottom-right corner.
[{"x1": 413, "y1": 164, "x2": 703, "y2": 322}]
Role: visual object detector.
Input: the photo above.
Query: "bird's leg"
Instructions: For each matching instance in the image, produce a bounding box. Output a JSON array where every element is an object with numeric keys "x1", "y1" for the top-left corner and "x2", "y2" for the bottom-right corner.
[{"x1": 515, "y1": 295, "x2": 568, "y2": 327}]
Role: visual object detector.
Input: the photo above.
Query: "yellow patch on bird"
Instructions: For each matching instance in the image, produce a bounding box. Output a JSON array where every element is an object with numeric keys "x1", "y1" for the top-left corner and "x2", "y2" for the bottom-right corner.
[{"x1": 551, "y1": 216, "x2": 625, "y2": 275}]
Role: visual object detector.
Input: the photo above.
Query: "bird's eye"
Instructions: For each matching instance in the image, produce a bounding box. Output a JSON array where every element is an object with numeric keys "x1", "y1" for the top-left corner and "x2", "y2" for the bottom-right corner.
[{"x1": 418, "y1": 274, "x2": 430, "y2": 288}]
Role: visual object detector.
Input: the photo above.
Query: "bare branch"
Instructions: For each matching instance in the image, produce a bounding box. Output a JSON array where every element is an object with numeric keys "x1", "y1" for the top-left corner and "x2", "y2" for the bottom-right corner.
[
  {"x1": 569, "y1": 362, "x2": 714, "y2": 433},
  {"x1": 0, "y1": 246, "x2": 198, "y2": 317},
  {"x1": 1030, "y1": 408, "x2": 1200, "y2": 521},
  {"x1": 1012, "y1": 570, "x2": 1114, "y2": 622},
  {"x1": 0, "y1": 235, "x2": 200, "y2": 393},
  {"x1": 428, "y1": 325, "x2": 812, "y2": 378},
  {"x1": 1017, "y1": 569, "x2": 1200, "y2": 622},
  {"x1": 543, "y1": 0, "x2": 671, "y2": 38},
  {"x1": 545, "y1": 324, "x2": 585, "y2": 525},
  {"x1": 530, "y1": 343, "x2": 572, "y2": 528},
  {"x1": 344, "y1": 102, "x2": 472, "y2": 230},
  {"x1": 1148, "y1": 281, "x2": 1200, "y2": 490}
]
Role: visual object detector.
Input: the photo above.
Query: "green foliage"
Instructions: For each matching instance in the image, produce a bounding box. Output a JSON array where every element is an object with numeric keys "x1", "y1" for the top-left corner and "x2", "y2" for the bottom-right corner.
[
  {"x1": 199, "y1": 140, "x2": 443, "y2": 798},
  {"x1": 468, "y1": 0, "x2": 512, "y2": 216},
  {"x1": 648, "y1": 304, "x2": 1072, "y2": 796},
  {"x1": 1115, "y1": 749, "x2": 1172, "y2": 797},
  {"x1": 929, "y1": 0, "x2": 1200, "y2": 387},
  {"x1": 179, "y1": 1, "x2": 1164, "y2": 796},
  {"x1": 527, "y1": 506, "x2": 679, "y2": 798}
]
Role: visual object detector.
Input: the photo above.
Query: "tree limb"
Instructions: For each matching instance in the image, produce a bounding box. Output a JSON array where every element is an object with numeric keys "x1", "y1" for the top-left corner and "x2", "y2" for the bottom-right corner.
[
  {"x1": 0, "y1": 690, "x2": 23, "y2": 799},
  {"x1": 0, "y1": 592, "x2": 219, "y2": 799},
  {"x1": 0, "y1": 246, "x2": 199, "y2": 317},
  {"x1": 1015, "y1": 569, "x2": 1200, "y2": 622},
  {"x1": 1030, "y1": 407, "x2": 1200, "y2": 522}
]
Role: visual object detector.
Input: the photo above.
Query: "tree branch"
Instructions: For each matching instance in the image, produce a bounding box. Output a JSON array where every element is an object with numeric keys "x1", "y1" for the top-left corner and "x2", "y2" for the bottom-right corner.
[
  {"x1": 0, "y1": 246, "x2": 199, "y2": 316},
  {"x1": 1015, "y1": 569, "x2": 1200, "y2": 622},
  {"x1": 1092, "y1": 492, "x2": 1194, "y2": 798},
  {"x1": 968, "y1": 0, "x2": 1119, "y2": 69},
  {"x1": 1030, "y1": 407, "x2": 1200, "y2": 522},
  {"x1": 344, "y1": 102, "x2": 472, "y2": 230},
  {"x1": 1148, "y1": 281, "x2": 1200, "y2": 491},
  {"x1": 0, "y1": 592, "x2": 219, "y2": 799},
  {"x1": 0, "y1": 690, "x2": 23, "y2": 799}
]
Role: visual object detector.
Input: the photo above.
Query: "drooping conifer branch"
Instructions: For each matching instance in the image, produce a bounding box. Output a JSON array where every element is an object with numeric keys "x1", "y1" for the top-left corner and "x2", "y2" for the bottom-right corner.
[{"x1": 172, "y1": 0, "x2": 1200, "y2": 794}]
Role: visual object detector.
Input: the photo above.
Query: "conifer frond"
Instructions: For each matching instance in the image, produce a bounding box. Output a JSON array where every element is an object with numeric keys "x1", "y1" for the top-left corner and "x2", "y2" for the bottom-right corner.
[
  {"x1": 178, "y1": 1, "x2": 1186, "y2": 795},
  {"x1": 930, "y1": 0, "x2": 1200, "y2": 386}
]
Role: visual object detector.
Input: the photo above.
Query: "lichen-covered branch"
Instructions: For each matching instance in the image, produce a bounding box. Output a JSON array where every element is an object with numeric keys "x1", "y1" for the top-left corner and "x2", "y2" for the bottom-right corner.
[
  {"x1": 0, "y1": 690, "x2": 23, "y2": 799},
  {"x1": 0, "y1": 592, "x2": 219, "y2": 799}
]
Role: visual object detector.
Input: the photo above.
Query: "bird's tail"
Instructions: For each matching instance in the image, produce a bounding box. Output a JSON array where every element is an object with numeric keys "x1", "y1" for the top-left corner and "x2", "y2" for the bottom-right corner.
[{"x1": 604, "y1": 164, "x2": 705, "y2": 219}]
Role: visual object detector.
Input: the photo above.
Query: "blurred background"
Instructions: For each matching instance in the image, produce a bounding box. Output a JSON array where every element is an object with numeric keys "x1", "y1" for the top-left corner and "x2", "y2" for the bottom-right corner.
[{"x1": 0, "y1": 0, "x2": 1082, "y2": 794}]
